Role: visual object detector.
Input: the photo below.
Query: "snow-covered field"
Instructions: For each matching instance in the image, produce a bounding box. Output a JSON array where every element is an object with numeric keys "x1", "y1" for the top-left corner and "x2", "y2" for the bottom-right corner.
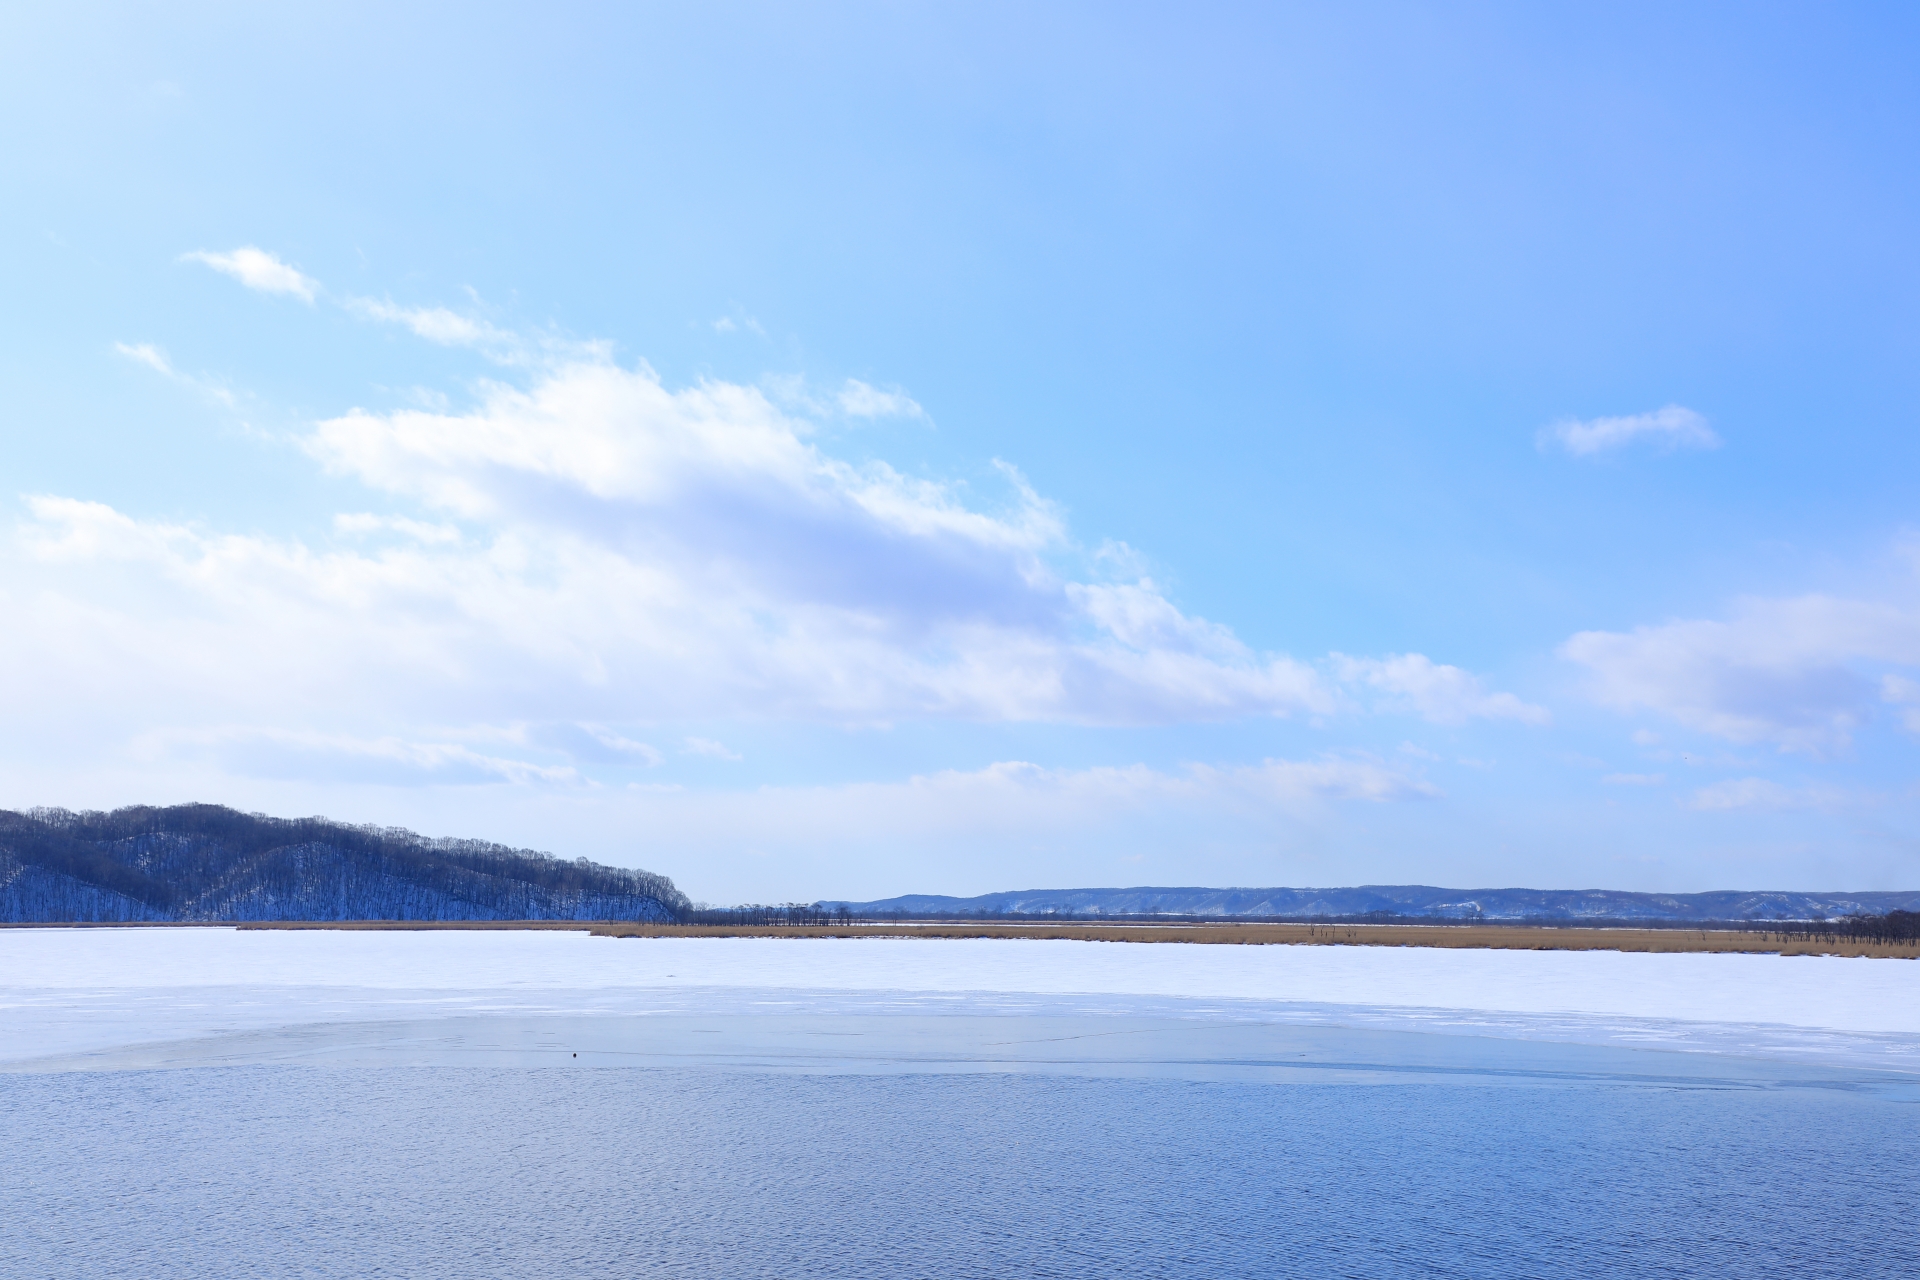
[{"x1": 3, "y1": 927, "x2": 1917, "y2": 1072}]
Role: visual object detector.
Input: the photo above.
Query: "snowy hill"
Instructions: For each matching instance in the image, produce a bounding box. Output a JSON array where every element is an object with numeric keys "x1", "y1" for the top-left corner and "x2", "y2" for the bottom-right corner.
[{"x1": 0, "y1": 804, "x2": 686, "y2": 924}]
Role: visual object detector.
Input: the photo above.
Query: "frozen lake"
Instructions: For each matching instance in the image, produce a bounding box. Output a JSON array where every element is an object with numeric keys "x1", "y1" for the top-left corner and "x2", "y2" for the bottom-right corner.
[
  {"x1": 3, "y1": 926, "x2": 1919, "y2": 1072},
  {"x1": 4, "y1": 929, "x2": 1917, "y2": 1277}
]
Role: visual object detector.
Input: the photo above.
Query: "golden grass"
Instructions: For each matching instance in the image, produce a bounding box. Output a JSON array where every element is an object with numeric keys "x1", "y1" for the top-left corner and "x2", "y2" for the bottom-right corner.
[{"x1": 209, "y1": 918, "x2": 1920, "y2": 958}]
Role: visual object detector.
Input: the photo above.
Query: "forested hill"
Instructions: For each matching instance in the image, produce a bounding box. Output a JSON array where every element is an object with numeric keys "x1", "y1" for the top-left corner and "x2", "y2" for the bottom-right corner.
[
  {"x1": 0, "y1": 804, "x2": 687, "y2": 924},
  {"x1": 835, "y1": 884, "x2": 1920, "y2": 923}
]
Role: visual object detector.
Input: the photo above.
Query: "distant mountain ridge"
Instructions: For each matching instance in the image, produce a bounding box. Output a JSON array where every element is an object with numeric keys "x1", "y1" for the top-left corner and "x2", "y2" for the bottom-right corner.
[
  {"x1": 833, "y1": 884, "x2": 1920, "y2": 922},
  {"x1": 0, "y1": 804, "x2": 687, "y2": 923}
]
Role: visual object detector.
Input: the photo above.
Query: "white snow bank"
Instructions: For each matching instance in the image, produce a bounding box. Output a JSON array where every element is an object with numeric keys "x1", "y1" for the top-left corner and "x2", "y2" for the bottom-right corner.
[{"x1": 1, "y1": 927, "x2": 1914, "y2": 1025}]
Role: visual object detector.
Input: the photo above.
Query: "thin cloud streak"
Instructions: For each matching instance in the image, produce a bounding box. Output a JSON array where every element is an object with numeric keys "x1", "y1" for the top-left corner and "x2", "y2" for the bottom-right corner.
[
  {"x1": 1540, "y1": 405, "x2": 1719, "y2": 457},
  {"x1": 180, "y1": 247, "x2": 320, "y2": 303},
  {"x1": 114, "y1": 342, "x2": 238, "y2": 407}
]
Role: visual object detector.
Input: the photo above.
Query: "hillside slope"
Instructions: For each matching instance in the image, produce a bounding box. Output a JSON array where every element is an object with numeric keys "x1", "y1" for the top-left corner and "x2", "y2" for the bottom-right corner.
[
  {"x1": 0, "y1": 805, "x2": 686, "y2": 923},
  {"x1": 834, "y1": 884, "x2": 1920, "y2": 922}
]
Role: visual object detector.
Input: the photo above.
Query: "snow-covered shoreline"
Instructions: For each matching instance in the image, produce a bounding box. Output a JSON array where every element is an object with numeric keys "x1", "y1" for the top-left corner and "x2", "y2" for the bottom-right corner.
[{"x1": 4, "y1": 927, "x2": 1916, "y2": 1071}]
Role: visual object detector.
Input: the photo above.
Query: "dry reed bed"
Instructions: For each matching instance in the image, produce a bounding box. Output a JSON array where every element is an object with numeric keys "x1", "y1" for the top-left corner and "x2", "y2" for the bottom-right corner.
[{"x1": 220, "y1": 918, "x2": 1920, "y2": 958}]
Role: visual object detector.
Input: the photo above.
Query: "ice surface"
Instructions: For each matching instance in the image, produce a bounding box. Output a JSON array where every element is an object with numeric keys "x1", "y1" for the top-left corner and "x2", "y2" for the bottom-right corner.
[
  {"x1": 14, "y1": 929, "x2": 1916, "y2": 1280},
  {"x1": 2, "y1": 927, "x2": 1916, "y2": 1073}
]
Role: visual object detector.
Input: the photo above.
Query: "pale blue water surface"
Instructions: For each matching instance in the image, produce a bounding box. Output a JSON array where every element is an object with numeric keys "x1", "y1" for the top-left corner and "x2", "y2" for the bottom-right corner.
[{"x1": 3, "y1": 1010, "x2": 1916, "y2": 1279}]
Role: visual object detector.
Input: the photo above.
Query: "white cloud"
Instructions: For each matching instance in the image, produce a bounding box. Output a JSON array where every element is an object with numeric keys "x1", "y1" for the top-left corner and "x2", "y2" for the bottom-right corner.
[
  {"x1": 837, "y1": 379, "x2": 925, "y2": 420},
  {"x1": 12, "y1": 333, "x2": 1542, "y2": 827},
  {"x1": 180, "y1": 247, "x2": 319, "y2": 303},
  {"x1": 1332, "y1": 652, "x2": 1549, "y2": 725},
  {"x1": 1562, "y1": 593, "x2": 1920, "y2": 750},
  {"x1": 10, "y1": 360, "x2": 1353, "y2": 732},
  {"x1": 683, "y1": 737, "x2": 743, "y2": 761},
  {"x1": 1601, "y1": 772, "x2": 1665, "y2": 786},
  {"x1": 1539, "y1": 405, "x2": 1719, "y2": 457}
]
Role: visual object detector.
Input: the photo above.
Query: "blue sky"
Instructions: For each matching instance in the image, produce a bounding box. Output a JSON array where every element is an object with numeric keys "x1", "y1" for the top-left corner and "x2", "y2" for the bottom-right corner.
[{"x1": 5, "y1": 3, "x2": 1920, "y2": 901}]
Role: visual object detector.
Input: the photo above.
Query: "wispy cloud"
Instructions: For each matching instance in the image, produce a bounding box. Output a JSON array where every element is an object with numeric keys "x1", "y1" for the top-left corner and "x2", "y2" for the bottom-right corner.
[
  {"x1": 1601, "y1": 772, "x2": 1665, "y2": 786},
  {"x1": 1539, "y1": 405, "x2": 1719, "y2": 457},
  {"x1": 759, "y1": 374, "x2": 925, "y2": 422},
  {"x1": 1688, "y1": 777, "x2": 1851, "y2": 812},
  {"x1": 114, "y1": 342, "x2": 175, "y2": 377},
  {"x1": 114, "y1": 342, "x2": 237, "y2": 408},
  {"x1": 332, "y1": 513, "x2": 461, "y2": 544},
  {"x1": 180, "y1": 246, "x2": 596, "y2": 368},
  {"x1": 1562, "y1": 589, "x2": 1920, "y2": 750},
  {"x1": 180, "y1": 247, "x2": 320, "y2": 303},
  {"x1": 838, "y1": 379, "x2": 925, "y2": 420},
  {"x1": 518, "y1": 722, "x2": 663, "y2": 767},
  {"x1": 577, "y1": 725, "x2": 665, "y2": 766},
  {"x1": 696, "y1": 755, "x2": 1439, "y2": 847},
  {"x1": 1333, "y1": 653, "x2": 1549, "y2": 725},
  {"x1": 683, "y1": 737, "x2": 743, "y2": 761},
  {"x1": 1883, "y1": 674, "x2": 1920, "y2": 731},
  {"x1": 344, "y1": 297, "x2": 530, "y2": 363},
  {"x1": 150, "y1": 727, "x2": 577, "y2": 786},
  {"x1": 345, "y1": 297, "x2": 608, "y2": 367},
  {"x1": 351, "y1": 299, "x2": 502, "y2": 346}
]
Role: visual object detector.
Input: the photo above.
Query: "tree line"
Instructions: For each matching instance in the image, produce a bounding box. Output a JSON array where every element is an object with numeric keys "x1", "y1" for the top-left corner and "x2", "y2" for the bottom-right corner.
[
  {"x1": 684, "y1": 902, "x2": 856, "y2": 927},
  {"x1": 1757, "y1": 910, "x2": 1920, "y2": 947}
]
